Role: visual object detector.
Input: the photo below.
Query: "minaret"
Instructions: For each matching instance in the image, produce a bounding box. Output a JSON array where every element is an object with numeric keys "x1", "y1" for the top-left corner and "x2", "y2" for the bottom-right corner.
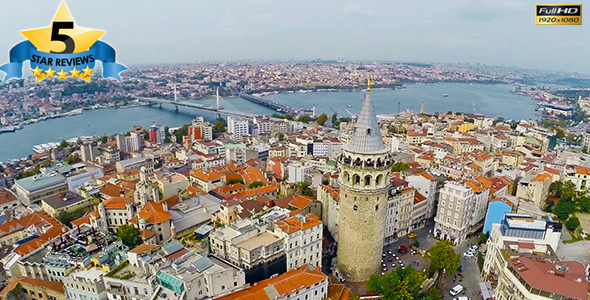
[{"x1": 336, "y1": 76, "x2": 393, "y2": 282}]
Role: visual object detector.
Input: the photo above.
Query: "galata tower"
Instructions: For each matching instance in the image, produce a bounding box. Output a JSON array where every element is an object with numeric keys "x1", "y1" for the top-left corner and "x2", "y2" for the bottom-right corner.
[{"x1": 337, "y1": 77, "x2": 393, "y2": 282}]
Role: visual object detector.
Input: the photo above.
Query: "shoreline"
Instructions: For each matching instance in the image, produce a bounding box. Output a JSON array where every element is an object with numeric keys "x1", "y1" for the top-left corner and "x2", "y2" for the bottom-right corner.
[{"x1": 0, "y1": 83, "x2": 542, "y2": 162}]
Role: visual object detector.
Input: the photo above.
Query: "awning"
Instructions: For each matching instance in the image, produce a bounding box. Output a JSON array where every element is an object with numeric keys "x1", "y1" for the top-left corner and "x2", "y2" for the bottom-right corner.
[{"x1": 479, "y1": 282, "x2": 494, "y2": 300}]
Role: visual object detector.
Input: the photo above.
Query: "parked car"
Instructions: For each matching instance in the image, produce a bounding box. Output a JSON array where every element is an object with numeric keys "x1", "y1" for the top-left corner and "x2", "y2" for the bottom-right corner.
[
  {"x1": 398, "y1": 245, "x2": 408, "y2": 254},
  {"x1": 453, "y1": 297, "x2": 469, "y2": 300},
  {"x1": 463, "y1": 251, "x2": 474, "y2": 258},
  {"x1": 450, "y1": 284, "x2": 464, "y2": 296},
  {"x1": 408, "y1": 232, "x2": 417, "y2": 239}
]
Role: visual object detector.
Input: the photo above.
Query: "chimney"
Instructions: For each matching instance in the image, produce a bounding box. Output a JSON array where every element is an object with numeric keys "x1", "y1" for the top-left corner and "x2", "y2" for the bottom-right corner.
[
  {"x1": 119, "y1": 190, "x2": 125, "y2": 197},
  {"x1": 162, "y1": 201, "x2": 168, "y2": 212}
]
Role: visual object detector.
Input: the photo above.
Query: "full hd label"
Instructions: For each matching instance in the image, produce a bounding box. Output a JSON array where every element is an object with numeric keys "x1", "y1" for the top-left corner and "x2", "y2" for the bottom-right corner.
[{"x1": 536, "y1": 4, "x2": 582, "y2": 25}]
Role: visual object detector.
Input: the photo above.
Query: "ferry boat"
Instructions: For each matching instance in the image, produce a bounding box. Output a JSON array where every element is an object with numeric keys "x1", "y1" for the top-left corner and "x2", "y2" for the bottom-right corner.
[{"x1": 443, "y1": 94, "x2": 448, "y2": 97}]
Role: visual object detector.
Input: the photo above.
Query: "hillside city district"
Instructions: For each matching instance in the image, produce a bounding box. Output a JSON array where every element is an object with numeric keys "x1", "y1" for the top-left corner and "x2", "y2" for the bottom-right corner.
[{"x1": 0, "y1": 62, "x2": 590, "y2": 300}]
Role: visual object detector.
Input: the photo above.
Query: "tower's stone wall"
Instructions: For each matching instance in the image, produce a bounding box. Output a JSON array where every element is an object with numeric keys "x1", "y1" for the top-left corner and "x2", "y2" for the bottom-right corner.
[{"x1": 336, "y1": 149, "x2": 392, "y2": 282}]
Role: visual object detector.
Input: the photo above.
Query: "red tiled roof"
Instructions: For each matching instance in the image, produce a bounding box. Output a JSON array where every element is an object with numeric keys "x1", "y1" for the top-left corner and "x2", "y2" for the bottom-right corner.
[
  {"x1": 509, "y1": 256, "x2": 588, "y2": 300},
  {"x1": 103, "y1": 197, "x2": 134, "y2": 209},
  {"x1": 217, "y1": 265, "x2": 326, "y2": 300},
  {"x1": 129, "y1": 243, "x2": 158, "y2": 254},
  {"x1": 0, "y1": 277, "x2": 64, "y2": 297},
  {"x1": 289, "y1": 195, "x2": 315, "y2": 210},
  {"x1": 138, "y1": 201, "x2": 172, "y2": 224},
  {"x1": 238, "y1": 166, "x2": 268, "y2": 186},
  {"x1": 0, "y1": 188, "x2": 17, "y2": 205},
  {"x1": 276, "y1": 213, "x2": 322, "y2": 234}
]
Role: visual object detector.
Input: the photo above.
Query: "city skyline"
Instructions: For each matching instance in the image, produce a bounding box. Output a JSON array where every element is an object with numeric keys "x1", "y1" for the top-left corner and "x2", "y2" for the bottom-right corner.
[{"x1": 0, "y1": 0, "x2": 587, "y2": 74}]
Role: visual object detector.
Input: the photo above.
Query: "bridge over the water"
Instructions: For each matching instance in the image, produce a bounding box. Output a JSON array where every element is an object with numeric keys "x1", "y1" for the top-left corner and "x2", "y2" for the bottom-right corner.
[
  {"x1": 139, "y1": 97, "x2": 259, "y2": 118},
  {"x1": 240, "y1": 94, "x2": 315, "y2": 116}
]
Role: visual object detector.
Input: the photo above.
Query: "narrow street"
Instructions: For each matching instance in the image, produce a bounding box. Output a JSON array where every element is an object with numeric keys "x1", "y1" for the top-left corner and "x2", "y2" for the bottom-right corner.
[{"x1": 325, "y1": 222, "x2": 484, "y2": 298}]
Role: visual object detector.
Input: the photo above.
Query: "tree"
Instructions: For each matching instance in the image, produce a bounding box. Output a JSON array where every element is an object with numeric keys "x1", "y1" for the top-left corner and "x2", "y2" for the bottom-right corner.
[
  {"x1": 477, "y1": 233, "x2": 489, "y2": 245},
  {"x1": 116, "y1": 224, "x2": 142, "y2": 248},
  {"x1": 76, "y1": 138, "x2": 83, "y2": 145},
  {"x1": 228, "y1": 178, "x2": 244, "y2": 185},
  {"x1": 566, "y1": 216, "x2": 580, "y2": 231},
  {"x1": 174, "y1": 124, "x2": 190, "y2": 141},
  {"x1": 367, "y1": 266, "x2": 427, "y2": 300},
  {"x1": 64, "y1": 155, "x2": 81, "y2": 165},
  {"x1": 248, "y1": 181, "x2": 263, "y2": 189},
  {"x1": 427, "y1": 240, "x2": 461, "y2": 277},
  {"x1": 297, "y1": 115, "x2": 313, "y2": 123},
  {"x1": 100, "y1": 136, "x2": 109, "y2": 144},
  {"x1": 316, "y1": 113, "x2": 328, "y2": 126},
  {"x1": 553, "y1": 201, "x2": 576, "y2": 221},
  {"x1": 391, "y1": 162, "x2": 410, "y2": 172},
  {"x1": 554, "y1": 127, "x2": 565, "y2": 138},
  {"x1": 164, "y1": 126, "x2": 171, "y2": 143},
  {"x1": 277, "y1": 133, "x2": 285, "y2": 141},
  {"x1": 296, "y1": 181, "x2": 313, "y2": 197},
  {"x1": 584, "y1": 145, "x2": 589, "y2": 154},
  {"x1": 331, "y1": 114, "x2": 339, "y2": 126},
  {"x1": 57, "y1": 207, "x2": 88, "y2": 228},
  {"x1": 59, "y1": 139, "x2": 69, "y2": 149},
  {"x1": 578, "y1": 195, "x2": 590, "y2": 213},
  {"x1": 213, "y1": 120, "x2": 226, "y2": 133}
]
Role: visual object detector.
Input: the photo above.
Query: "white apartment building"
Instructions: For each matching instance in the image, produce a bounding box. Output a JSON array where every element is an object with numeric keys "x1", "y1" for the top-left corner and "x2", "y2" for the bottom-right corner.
[
  {"x1": 64, "y1": 269, "x2": 107, "y2": 300},
  {"x1": 434, "y1": 182, "x2": 475, "y2": 245},
  {"x1": 385, "y1": 186, "x2": 415, "y2": 245},
  {"x1": 482, "y1": 213, "x2": 562, "y2": 279},
  {"x1": 404, "y1": 171, "x2": 438, "y2": 218},
  {"x1": 274, "y1": 213, "x2": 323, "y2": 270},
  {"x1": 227, "y1": 116, "x2": 250, "y2": 139}
]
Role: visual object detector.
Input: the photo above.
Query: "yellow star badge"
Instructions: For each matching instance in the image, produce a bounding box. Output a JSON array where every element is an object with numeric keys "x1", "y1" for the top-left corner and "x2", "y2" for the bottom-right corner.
[
  {"x1": 81, "y1": 65, "x2": 93, "y2": 81},
  {"x1": 69, "y1": 67, "x2": 81, "y2": 78},
  {"x1": 82, "y1": 65, "x2": 93, "y2": 77},
  {"x1": 45, "y1": 67, "x2": 56, "y2": 78},
  {"x1": 57, "y1": 69, "x2": 68, "y2": 80},
  {"x1": 31, "y1": 66, "x2": 44, "y2": 77},
  {"x1": 35, "y1": 73, "x2": 46, "y2": 82},
  {"x1": 20, "y1": 1, "x2": 105, "y2": 54}
]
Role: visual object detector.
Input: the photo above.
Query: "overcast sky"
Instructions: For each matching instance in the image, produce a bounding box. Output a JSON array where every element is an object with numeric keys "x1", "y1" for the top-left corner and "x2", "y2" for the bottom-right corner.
[{"x1": 0, "y1": 0, "x2": 588, "y2": 73}]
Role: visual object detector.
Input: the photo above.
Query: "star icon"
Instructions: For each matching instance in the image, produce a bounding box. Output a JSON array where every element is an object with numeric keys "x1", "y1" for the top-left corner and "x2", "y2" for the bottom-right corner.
[
  {"x1": 57, "y1": 69, "x2": 68, "y2": 80},
  {"x1": 82, "y1": 65, "x2": 93, "y2": 77},
  {"x1": 45, "y1": 67, "x2": 56, "y2": 78},
  {"x1": 20, "y1": 1, "x2": 105, "y2": 54},
  {"x1": 69, "y1": 67, "x2": 81, "y2": 78},
  {"x1": 36, "y1": 73, "x2": 46, "y2": 82},
  {"x1": 31, "y1": 66, "x2": 44, "y2": 77}
]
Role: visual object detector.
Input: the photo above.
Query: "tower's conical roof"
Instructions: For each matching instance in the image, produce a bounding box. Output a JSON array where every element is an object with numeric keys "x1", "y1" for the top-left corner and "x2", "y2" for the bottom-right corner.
[{"x1": 343, "y1": 92, "x2": 386, "y2": 154}]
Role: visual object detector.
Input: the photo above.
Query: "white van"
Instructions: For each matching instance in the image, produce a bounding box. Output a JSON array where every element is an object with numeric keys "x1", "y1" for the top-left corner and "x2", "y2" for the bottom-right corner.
[{"x1": 450, "y1": 284, "x2": 464, "y2": 296}]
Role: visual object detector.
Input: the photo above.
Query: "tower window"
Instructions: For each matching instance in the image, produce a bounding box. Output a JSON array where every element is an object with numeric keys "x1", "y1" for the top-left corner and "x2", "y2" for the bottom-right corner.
[
  {"x1": 367, "y1": 128, "x2": 372, "y2": 135},
  {"x1": 375, "y1": 204, "x2": 379, "y2": 211},
  {"x1": 353, "y1": 174, "x2": 360, "y2": 185},
  {"x1": 353, "y1": 205, "x2": 358, "y2": 211}
]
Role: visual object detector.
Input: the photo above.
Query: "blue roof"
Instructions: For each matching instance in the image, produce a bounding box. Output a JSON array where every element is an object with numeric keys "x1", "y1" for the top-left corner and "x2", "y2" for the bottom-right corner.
[
  {"x1": 16, "y1": 173, "x2": 66, "y2": 193},
  {"x1": 193, "y1": 257, "x2": 213, "y2": 272},
  {"x1": 162, "y1": 239, "x2": 183, "y2": 255}
]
